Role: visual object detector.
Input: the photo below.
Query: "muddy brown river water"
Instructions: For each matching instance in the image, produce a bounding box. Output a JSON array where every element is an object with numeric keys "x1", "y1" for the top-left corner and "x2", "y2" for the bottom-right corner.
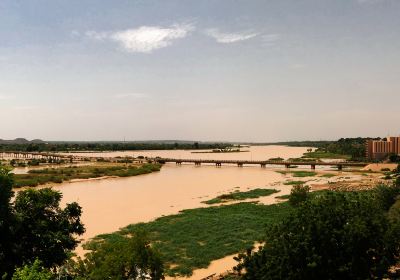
[
  {"x1": 14, "y1": 146, "x2": 321, "y2": 279},
  {"x1": 52, "y1": 146, "x2": 309, "y2": 242}
]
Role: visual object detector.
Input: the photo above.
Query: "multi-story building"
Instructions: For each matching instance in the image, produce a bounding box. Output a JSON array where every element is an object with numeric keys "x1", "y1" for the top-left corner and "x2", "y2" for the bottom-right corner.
[{"x1": 366, "y1": 136, "x2": 400, "y2": 160}]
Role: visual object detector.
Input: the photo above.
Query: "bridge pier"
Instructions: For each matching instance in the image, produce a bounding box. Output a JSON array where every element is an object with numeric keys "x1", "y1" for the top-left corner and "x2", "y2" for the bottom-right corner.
[
  {"x1": 216, "y1": 162, "x2": 222, "y2": 167},
  {"x1": 237, "y1": 163, "x2": 243, "y2": 167},
  {"x1": 195, "y1": 162, "x2": 201, "y2": 166},
  {"x1": 311, "y1": 164, "x2": 316, "y2": 170},
  {"x1": 285, "y1": 164, "x2": 291, "y2": 168},
  {"x1": 261, "y1": 164, "x2": 266, "y2": 168},
  {"x1": 337, "y1": 164, "x2": 343, "y2": 171},
  {"x1": 176, "y1": 161, "x2": 182, "y2": 165}
]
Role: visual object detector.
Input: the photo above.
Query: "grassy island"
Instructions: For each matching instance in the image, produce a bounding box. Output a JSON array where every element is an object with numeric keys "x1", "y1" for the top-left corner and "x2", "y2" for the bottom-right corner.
[
  {"x1": 277, "y1": 170, "x2": 317, "y2": 177},
  {"x1": 202, "y1": 188, "x2": 279, "y2": 205},
  {"x1": 302, "y1": 151, "x2": 351, "y2": 159},
  {"x1": 13, "y1": 163, "x2": 161, "y2": 188},
  {"x1": 86, "y1": 202, "x2": 292, "y2": 277}
]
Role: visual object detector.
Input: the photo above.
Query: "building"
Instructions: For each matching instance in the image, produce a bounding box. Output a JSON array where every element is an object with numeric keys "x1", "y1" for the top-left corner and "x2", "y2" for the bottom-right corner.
[{"x1": 366, "y1": 136, "x2": 400, "y2": 160}]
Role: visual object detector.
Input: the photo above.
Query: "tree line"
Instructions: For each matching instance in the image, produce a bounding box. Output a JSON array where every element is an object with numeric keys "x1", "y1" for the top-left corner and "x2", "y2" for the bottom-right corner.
[{"x1": 0, "y1": 142, "x2": 231, "y2": 152}]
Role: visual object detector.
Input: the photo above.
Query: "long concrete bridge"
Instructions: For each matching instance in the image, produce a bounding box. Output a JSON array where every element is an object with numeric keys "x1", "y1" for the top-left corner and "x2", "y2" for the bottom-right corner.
[{"x1": 153, "y1": 158, "x2": 369, "y2": 170}]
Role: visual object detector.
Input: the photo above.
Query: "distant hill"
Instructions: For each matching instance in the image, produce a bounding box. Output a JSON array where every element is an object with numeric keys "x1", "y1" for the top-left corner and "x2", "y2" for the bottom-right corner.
[{"x1": 0, "y1": 138, "x2": 45, "y2": 144}]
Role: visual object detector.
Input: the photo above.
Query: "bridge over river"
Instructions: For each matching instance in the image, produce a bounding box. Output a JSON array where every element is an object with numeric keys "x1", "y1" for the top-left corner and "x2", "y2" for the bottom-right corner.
[
  {"x1": 153, "y1": 158, "x2": 369, "y2": 170},
  {"x1": 0, "y1": 152, "x2": 370, "y2": 170}
]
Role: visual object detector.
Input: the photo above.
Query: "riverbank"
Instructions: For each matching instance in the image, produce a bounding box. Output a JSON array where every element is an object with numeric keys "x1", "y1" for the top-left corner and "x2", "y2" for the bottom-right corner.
[{"x1": 12, "y1": 163, "x2": 161, "y2": 187}]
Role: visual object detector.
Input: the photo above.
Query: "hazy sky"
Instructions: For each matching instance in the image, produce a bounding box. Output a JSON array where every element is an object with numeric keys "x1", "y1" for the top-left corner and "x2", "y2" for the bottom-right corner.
[{"x1": 0, "y1": 0, "x2": 399, "y2": 142}]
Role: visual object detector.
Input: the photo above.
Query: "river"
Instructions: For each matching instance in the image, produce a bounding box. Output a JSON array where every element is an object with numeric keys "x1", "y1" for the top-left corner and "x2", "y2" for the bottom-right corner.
[
  {"x1": 51, "y1": 146, "x2": 308, "y2": 242},
  {"x1": 16, "y1": 145, "x2": 313, "y2": 278}
]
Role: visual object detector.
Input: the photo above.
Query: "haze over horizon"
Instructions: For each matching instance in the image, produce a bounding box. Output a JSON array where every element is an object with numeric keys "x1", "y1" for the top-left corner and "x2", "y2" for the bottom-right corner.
[{"x1": 1, "y1": 0, "x2": 399, "y2": 142}]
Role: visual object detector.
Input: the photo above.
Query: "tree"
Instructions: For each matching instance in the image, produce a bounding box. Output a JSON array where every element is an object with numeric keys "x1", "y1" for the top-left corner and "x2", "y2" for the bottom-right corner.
[
  {"x1": 0, "y1": 167, "x2": 16, "y2": 278},
  {"x1": 14, "y1": 188, "x2": 85, "y2": 269},
  {"x1": 288, "y1": 184, "x2": 310, "y2": 207},
  {"x1": 388, "y1": 154, "x2": 400, "y2": 163},
  {"x1": 236, "y1": 191, "x2": 400, "y2": 280},
  {"x1": 12, "y1": 260, "x2": 53, "y2": 280},
  {"x1": 374, "y1": 183, "x2": 400, "y2": 211},
  {"x1": 0, "y1": 167, "x2": 84, "y2": 278},
  {"x1": 71, "y1": 231, "x2": 164, "y2": 280}
]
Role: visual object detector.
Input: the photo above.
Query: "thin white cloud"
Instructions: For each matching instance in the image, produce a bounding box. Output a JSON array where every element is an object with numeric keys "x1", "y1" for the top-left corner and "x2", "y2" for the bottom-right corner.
[
  {"x1": 0, "y1": 95, "x2": 12, "y2": 100},
  {"x1": 85, "y1": 30, "x2": 109, "y2": 40},
  {"x1": 87, "y1": 24, "x2": 194, "y2": 53},
  {"x1": 205, "y1": 29, "x2": 258, "y2": 43},
  {"x1": 261, "y1": 33, "x2": 281, "y2": 47},
  {"x1": 13, "y1": 105, "x2": 37, "y2": 111},
  {"x1": 357, "y1": 0, "x2": 386, "y2": 3},
  {"x1": 114, "y1": 93, "x2": 148, "y2": 99},
  {"x1": 289, "y1": 63, "x2": 307, "y2": 69}
]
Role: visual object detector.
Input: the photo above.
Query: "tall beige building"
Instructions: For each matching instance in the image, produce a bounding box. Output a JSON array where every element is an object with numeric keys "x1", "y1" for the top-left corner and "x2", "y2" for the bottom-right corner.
[{"x1": 366, "y1": 137, "x2": 400, "y2": 160}]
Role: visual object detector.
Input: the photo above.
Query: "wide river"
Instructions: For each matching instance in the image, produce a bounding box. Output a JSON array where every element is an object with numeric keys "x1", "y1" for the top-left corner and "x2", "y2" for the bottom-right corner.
[
  {"x1": 14, "y1": 145, "x2": 313, "y2": 278},
  {"x1": 11, "y1": 145, "x2": 367, "y2": 278},
  {"x1": 53, "y1": 146, "x2": 308, "y2": 243}
]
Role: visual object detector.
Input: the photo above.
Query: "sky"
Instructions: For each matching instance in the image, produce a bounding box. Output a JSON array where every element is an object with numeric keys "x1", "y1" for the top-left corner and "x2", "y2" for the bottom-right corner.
[{"x1": 0, "y1": 0, "x2": 399, "y2": 142}]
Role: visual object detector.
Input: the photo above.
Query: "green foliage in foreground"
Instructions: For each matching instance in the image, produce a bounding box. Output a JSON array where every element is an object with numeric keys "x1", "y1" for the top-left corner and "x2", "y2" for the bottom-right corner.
[
  {"x1": 0, "y1": 166, "x2": 84, "y2": 279},
  {"x1": 236, "y1": 185, "x2": 400, "y2": 280},
  {"x1": 288, "y1": 185, "x2": 310, "y2": 207},
  {"x1": 13, "y1": 163, "x2": 161, "y2": 187},
  {"x1": 12, "y1": 260, "x2": 53, "y2": 280},
  {"x1": 69, "y1": 232, "x2": 164, "y2": 280},
  {"x1": 85, "y1": 202, "x2": 292, "y2": 277},
  {"x1": 202, "y1": 189, "x2": 280, "y2": 205},
  {"x1": 277, "y1": 170, "x2": 317, "y2": 177}
]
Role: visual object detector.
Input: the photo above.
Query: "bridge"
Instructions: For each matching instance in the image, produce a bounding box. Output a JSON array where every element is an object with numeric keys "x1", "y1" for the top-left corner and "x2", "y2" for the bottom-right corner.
[
  {"x1": 0, "y1": 152, "x2": 370, "y2": 170},
  {"x1": 153, "y1": 158, "x2": 369, "y2": 170}
]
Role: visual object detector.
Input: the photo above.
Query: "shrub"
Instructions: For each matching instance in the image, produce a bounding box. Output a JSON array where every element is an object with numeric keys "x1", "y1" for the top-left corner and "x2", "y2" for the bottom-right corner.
[
  {"x1": 12, "y1": 260, "x2": 54, "y2": 280},
  {"x1": 288, "y1": 185, "x2": 310, "y2": 207}
]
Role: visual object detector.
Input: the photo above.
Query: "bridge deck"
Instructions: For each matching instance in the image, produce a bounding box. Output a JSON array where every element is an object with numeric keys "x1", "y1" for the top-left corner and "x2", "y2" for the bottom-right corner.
[{"x1": 155, "y1": 158, "x2": 368, "y2": 167}]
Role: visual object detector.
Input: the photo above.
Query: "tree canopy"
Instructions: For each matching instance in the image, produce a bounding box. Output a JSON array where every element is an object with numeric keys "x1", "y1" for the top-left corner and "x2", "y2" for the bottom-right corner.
[
  {"x1": 0, "y1": 166, "x2": 85, "y2": 279},
  {"x1": 68, "y1": 231, "x2": 164, "y2": 280},
  {"x1": 235, "y1": 185, "x2": 400, "y2": 280},
  {"x1": 11, "y1": 260, "x2": 53, "y2": 280}
]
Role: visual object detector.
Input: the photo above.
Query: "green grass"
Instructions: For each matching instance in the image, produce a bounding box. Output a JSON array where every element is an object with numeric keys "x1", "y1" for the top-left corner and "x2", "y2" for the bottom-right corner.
[
  {"x1": 202, "y1": 188, "x2": 280, "y2": 205},
  {"x1": 320, "y1": 173, "x2": 336, "y2": 178},
  {"x1": 302, "y1": 151, "x2": 351, "y2": 160},
  {"x1": 277, "y1": 170, "x2": 317, "y2": 177},
  {"x1": 284, "y1": 180, "x2": 307, "y2": 185},
  {"x1": 86, "y1": 202, "x2": 292, "y2": 277},
  {"x1": 276, "y1": 194, "x2": 290, "y2": 200},
  {"x1": 13, "y1": 163, "x2": 161, "y2": 188},
  {"x1": 269, "y1": 157, "x2": 284, "y2": 161}
]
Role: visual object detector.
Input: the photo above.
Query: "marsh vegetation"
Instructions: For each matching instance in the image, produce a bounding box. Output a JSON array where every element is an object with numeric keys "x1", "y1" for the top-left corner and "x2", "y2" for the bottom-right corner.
[
  {"x1": 12, "y1": 163, "x2": 161, "y2": 188},
  {"x1": 202, "y1": 189, "x2": 280, "y2": 205}
]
